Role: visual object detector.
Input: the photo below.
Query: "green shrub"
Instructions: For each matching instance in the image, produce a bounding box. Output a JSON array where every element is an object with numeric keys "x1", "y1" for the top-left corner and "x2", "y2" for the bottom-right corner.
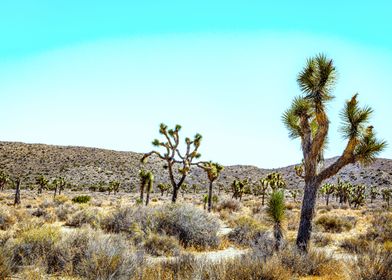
[
  {"x1": 72, "y1": 195, "x2": 91, "y2": 204},
  {"x1": 66, "y1": 207, "x2": 103, "y2": 228},
  {"x1": 228, "y1": 216, "x2": 269, "y2": 246}
]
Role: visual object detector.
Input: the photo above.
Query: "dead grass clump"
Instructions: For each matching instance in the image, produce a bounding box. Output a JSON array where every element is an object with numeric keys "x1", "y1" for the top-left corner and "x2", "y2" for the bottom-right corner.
[
  {"x1": 312, "y1": 232, "x2": 334, "y2": 247},
  {"x1": 0, "y1": 249, "x2": 12, "y2": 279},
  {"x1": 156, "y1": 204, "x2": 220, "y2": 249},
  {"x1": 365, "y1": 212, "x2": 392, "y2": 243},
  {"x1": 66, "y1": 207, "x2": 103, "y2": 228},
  {"x1": 228, "y1": 215, "x2": 269, "y2": 247},
  {"x1": 143, "y1": 233, "x2": 181, "y2": 257},
  {"x1": 340, "y1": 236, "x2": 369, "y2": 253},
  {"x1": 216, "y1": 199, "x2": 241, "y2": 212},
  {"x1": 53, "y1": 194, "x2": 69, "y2": 205},
  {"x1": 315, "y1": 214, "x2": 355, "y2": 233},
  {"x1": 352, "y1": 245, "x2": 392, "y2": 280},
  {"x1": 55, "y1": 202, "x2": 79, "y2": 221},
  {"x1": 31, "y1": 207, "x2": 57, "y2": 223},
  {"x1": 0, "y1": 206, "x2": 16, "y2": 230}
]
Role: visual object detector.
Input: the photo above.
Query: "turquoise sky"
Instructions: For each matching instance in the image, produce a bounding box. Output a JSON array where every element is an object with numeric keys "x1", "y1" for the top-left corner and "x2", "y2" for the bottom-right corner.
[{"x1": 1, "y1": 1, "x2": 391, "y2": 167}]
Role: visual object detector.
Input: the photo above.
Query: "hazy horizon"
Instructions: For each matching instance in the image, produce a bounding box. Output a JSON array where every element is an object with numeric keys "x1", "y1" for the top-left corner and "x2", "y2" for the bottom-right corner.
[{"x1": 1, "y1": 2, "x2": 391, "y2": 168}]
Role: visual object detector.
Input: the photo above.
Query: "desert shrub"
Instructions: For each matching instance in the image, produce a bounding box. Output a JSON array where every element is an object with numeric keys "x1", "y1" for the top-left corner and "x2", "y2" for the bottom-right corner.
[
  {"x1": 279, "y1": 246, "x2": 342, "y2": 277},
  {"x1": 55, "y1": 202, "x2": 79, "y2": 221},
  {"x1": 31, "y1": 207, "x2": 56, "y2": 223},
  {"x1": 340, "y1": 236, "x2": 369, "y2": 253},
  {"x1": 315, "y1": 214, "x2": 355, "y2": 233},
  {"x1": 103, "y1": 206, "x2": 155, "y2": 237},
  {"x1": 0, "y1": 249, "x2": 12, "y2": 279},
  {"x1": 365, "y1": 213, "x2": 392, "y2": 243},
  {"x1": 66, "y1": 207, "x2": 103, "y2": 228},
  {"x1": 72, "y1": 195, "x2": 91, "y2": 204},
  {"x1": 6, "y1": 225, "x2": 60, "y2": 267},
  {"x1": 353, "y1": 245, "x2": 392, "y2": 280},
  {"x1": 312, "y1": 232, "x2": 333, "y2": 247},
  {"x1": 228, "y1": 216, "x2": 268, "y2": 246},
  {"x1": 143, "y1": 233, "x2": 181, "y2": 256},
  {"x1": 53, "y1": 194, "x2": 69, "y2": 205},
  {"x1": 156, "y1": 204, "x2": 220, "y2": 248},
  {"x1": 217, "y1": 199, "x2": 241, "y2": 212},
  {"x1": 0, "y1": 206, "x2": 16, "y2": 230}
]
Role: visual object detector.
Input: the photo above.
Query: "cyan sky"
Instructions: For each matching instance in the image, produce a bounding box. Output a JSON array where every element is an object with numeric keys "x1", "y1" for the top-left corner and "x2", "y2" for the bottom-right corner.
[{"x1": 1, "y1": 1, "x2": 391, "y2": 167}]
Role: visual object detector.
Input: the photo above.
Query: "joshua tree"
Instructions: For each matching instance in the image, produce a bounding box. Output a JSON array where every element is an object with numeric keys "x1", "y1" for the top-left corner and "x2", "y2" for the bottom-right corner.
[
  {"x1": 14, "y1": 178, "x2": 21, "y2": 206},
  {"x1": 267, "y1": 190, "x2": 285, "y2": 251},
  {"x1": 320, "y1": 183, "x2": 335, "y2": 206},
  {"x1": 336, "y1": 180, "x2": 352, "y2": 205},
  {"x1": 36, "y1": 175, "x2": 49, "y2": 194},
  {"x1": 139, "y1": 169, "x2": 154, "y2": 206},
  {"x1": 191, "y1": 184, "x2": 200, "y2": 194},
  {"x1": 0, "y1": 171, "x2": 10, "y2": 191},
  {"x1": 231, "y1": 179, "x2": 248, "y2": 201},
  {"x1": 282, "y1": 54, "x2": 386, "y2": 251},
  {"x1": 141, "y1": 123, "x2": 202, "y2": 203},
  {"x1": 52, "y1": 177, "x2": 66, "y2": 197},
  {"x1": 369, "y1": 186, "x2": 379, "y2": 204},
  {"x1": 263, "y1": 172, "x2": 286, "y2": 192},
  {"x1": 382, "y1": 189, "x2": 391, "y2": 208},
  {"x1": 180, "y1": 183, "x2": 189, "y2": 197},
  {"x1": 289, "y1": 189, "x2": 300, "y2": 203},
  {"x1": 257, "y1": 179, "x2": 270, "y2": 206},
  {"x1": 157, "y1": 183, "x2": 170, "y2": 196},
  {"x1": 349, "y1": 185, "x2": 366, "y2": 208},
  {"x1": 197, "y1": 162, "x2": 224, "y2": 212},
  {"x1": 109, "y1": 181, "x2": 121, "y2": 194}
]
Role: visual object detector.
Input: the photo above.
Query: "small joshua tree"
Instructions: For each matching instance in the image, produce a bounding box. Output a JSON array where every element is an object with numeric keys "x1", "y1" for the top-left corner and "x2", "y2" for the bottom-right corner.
[
  {"x1": 0, "y1": 170, "x2": 10, "y2": 191},
  {"x1": 258, "y1": 179, "x2": 270, "y2": 206},
  {"x1": 320, "y1": 183, "x2": 335, "y2": 206},
  {"x1": 157, "y1": 183, "x2": 170, "y2": 196},
  {"x1": 141, "y1": 123, "x2": 202, "y2": 203},
  {"x1": 52, "y1": 177, "x2": 66, "y2": 198},
  {"x1": 267, "y1": 190, "x2": 285, "y2": 251},
  {"x1": 369, "y1": 186, "x2": 379, "y2": 204},
  {"x1": 139, "y1": 170, "x2": 154, "y2": 206},
  {"x1": 382, "y1": 189, "x2": 391, "y2": 208},
  {"x1": 349, "y1": 185, "x2": 366, "y2": 208},
  {"x1": 282, "y1": 54, "x2": 386, "y2": 251},
  {"x1": 109, "y1": 181, "x2": 121, "y2": 194},
  {"x1": 231, "y1": 179, "x2": 248, "y2": 201},
  {"x1": 263, "y1": 172, "x2": 286, "y2": 192},
  {"x1": 289, "y1": 189, "x2": 300, "y2": 203},
  {"x1": 36, "y1": 174, "x2": 49, "y2": 194},
  {"x1": 197, "y1": 161, "x2": 224, "y2": 212}
]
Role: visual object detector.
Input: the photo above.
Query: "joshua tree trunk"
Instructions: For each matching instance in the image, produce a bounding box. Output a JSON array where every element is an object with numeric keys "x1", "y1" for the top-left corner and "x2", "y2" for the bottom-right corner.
[
  {"x1": 14, "y1": 179, "x2": 21, "y2": 206},
  {"x1": 145, "y1": 189, "x2": 150, "y2": 206},
  {"x1": 140, "y1": 186, "x2": 144, "y2": 201},
  {"x1": 274, "y1": 222, "x2": 283, "y2": 251},
  {"x1": 296, "y1": 178, "x2": 320, "y2": 251},
  {"x1": 207, "y1": 181, "x2": 214, "y2": 212},
  {"x1": 54, "y1": 187, "x2": 57, "y2": 198},
  {"x1": 262, "y1": 193, "x2": 265, "y2": 206},
  {"x1": 326, "y1": 194, "x2": 329, "y2": 206},
  {"x1": 171, "y1": 186, "x2": 179, "y2": 203}
]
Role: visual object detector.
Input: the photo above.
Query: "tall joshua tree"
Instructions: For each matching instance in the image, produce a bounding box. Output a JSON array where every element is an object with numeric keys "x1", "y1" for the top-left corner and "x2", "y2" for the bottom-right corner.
[
  {"x1": 141, "y1": 123, "x2": 202, "y2": 203},
  {"x1": 52, "y1": 177, "x2": 66, "y2": 197},
  {"x1": 197, "y1": 161, "x2": 224, "y2": 212},
  {"x1": 320, "y1": 183, "x2": 335, "y2": 206},
  {"x1": 14, "y1": 178, "x2": 21, "y2": 206},
  {"x1": 282, "y1": 54, "x2": 386, "y2": 251}
]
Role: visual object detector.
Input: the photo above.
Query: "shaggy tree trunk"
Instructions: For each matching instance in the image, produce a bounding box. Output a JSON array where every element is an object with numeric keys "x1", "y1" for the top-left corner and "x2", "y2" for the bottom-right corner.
[
  {"x1": 14, "y1": 179, "x2": 21, "y2": 206},
  {"x1": 296, "y1": 178, "x2": 320, "y2": 251},
  {"x1": 140, "y1": 186, "x2": 144, "y2": 201},
  {"x1": 326, "y1": 194, "x2": 329, "y2": 206},
  {"x1": 274, "y1": 222, "x2": 283, "y2": 251},
  {"x1": 171, "y1": 186, "x2": 179, "y2": 203},
  {"x1": 262, "y1": 193, "x2": 265, "y2": 206},
  {"x1": 207, "y1": 181, "x2": 213, "y2": 212},
  {"x1": 53, "y1": 187, "x2": 57, "y2": 198},
  {"x1": 145, "y1": 189, "x2": 150, "y2": 206}
]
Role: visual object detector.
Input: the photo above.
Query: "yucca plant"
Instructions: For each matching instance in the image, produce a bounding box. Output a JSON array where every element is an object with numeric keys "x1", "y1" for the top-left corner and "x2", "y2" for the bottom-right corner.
[
  {"x1": 267, "y1": 190, "x2": 285, "y2": 251},
  {"x1": 231, "y1": 179, "x2": 248, "y2": 201},
  {"x1": 349, "y1": 185, "x2": 366, "y2": 208},
  {"x1": 369, "y1": 186, "x2": 379, "y2": 204},
  {"x1": 141, "y1": 123, "x2": 202, "y2": 203},
  {"x1": 52, "y1": 177, "x2": 66, "y2": 198},
  {"x1": 289, "y1": 189, "x2": 300, "y2": 203},
  {"x1": 282, "y1": 54, "x2": 386, "y2": 251},
  {"x1": 109, "y1": 180, "x2": 121, "y2": 194},
  {"x1": 157, "y1": 183, "x2": 170, "y2": 196},
  {"x1": 382, "y1": 189, "x2": 391, "y2": 208}
]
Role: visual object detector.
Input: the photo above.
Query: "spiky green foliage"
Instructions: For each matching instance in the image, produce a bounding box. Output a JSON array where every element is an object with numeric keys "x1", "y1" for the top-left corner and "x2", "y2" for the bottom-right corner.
[
  {"x1": 262, "y1": 172, "x2": 286, "y2": 192},
  {"x1": 349, "y1": 185, "x2": 366, "y2": 208},
  {"x1": 198, "y1": 162, "x2": 224, "y2": 212},
  {"x1": 52, "y1": 177, "x2": 66, "y2": 197},
  {"x1": 35, "y1": 174, "x2": 49, "y2": 194},
  {"x1": 382, "y1": 189, "x2": 392, "y2": 208},
  {"x1": 0, "y1": 170, "x2": 10, "y2": 191},
  {"x1": 109, "y1": 180, "x2": 121, "y2": 194},
  {"x1": 139, "y1": 169, "x2": 154, "y2": 206},
  {"x1": 354, "y1": 126, "x2": 387, "y2": 166},
  {"x1": 142, "y1": 123, "x2": 203, "y2": 203},
  {"x1": 267, "y1": 190, "x2": 285, "y2": 251},
  {"x1": 369, "y1": 186, "x2": 379, "y2": 203},
  {"x1": 320, "y1": 183, "x2": 335, "y2": 206},
  {"x1": 231, "y1": 179, "x2": 248, "y2": 201},
  {"x1": 157, "y1": 183, "x2": 171, "y2": 196}
]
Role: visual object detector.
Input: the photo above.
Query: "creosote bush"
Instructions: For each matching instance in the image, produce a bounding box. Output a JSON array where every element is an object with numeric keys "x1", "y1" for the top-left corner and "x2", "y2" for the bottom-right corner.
[
  {"x1": 66, "y1": 207, "x2": 104, "y2": 228},
  {"x1": 143, "y1": 233, "x2": 181, "y2": 257},
  {"x1": 228, "y1": 216, "x2": 268, "y2": 246},
  {"x1": 71, "y1": 195, "x2": 91, "y2": 204},
  {"x1": 216, "y1": 199, "x2": 241, "y2": 212}
]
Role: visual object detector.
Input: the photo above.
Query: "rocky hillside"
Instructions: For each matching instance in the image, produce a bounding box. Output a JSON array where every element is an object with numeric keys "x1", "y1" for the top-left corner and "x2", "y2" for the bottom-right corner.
[{"x1": 1, "y1": 141, "x2": 391, "y2": 190}]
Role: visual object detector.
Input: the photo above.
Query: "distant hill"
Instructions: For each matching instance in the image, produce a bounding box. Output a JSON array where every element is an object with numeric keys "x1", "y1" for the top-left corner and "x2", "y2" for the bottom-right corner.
[{"x1": 1, "y1": 141, "x2": 391, "y2": 190}]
